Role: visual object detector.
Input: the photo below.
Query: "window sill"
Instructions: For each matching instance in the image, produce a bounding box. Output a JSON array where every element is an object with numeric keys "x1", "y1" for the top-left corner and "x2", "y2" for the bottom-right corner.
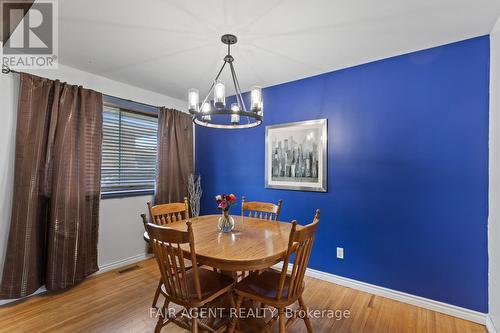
[{"x1": 101, "y1": 190, "x2": 154, "y2": 199}]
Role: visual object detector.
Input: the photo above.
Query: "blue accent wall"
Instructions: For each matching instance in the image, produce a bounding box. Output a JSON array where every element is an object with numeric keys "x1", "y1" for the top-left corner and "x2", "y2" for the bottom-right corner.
[{"x1": 195, "y1": 36, "x2": 490, "y2": 312}]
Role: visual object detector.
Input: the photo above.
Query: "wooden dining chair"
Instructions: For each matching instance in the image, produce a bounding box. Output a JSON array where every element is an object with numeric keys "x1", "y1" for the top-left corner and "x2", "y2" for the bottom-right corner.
[
  {"x1": 146, "y1": 198, "x2": 190, "y2": 309},
  {"x1": 228, "y1": 209, "x2": 320, "y2": 333},
  {"x1": 142, "y1": 217, "x2": 236, "y2": 333},
  {"x1": 241, "y1": 196, "x2": 283, "y2": 221},
  {"x1": 240, "y1": 196, "x2": 283, "y2": 278},
  {"x1": 147, "y1": 197, "x2": 190, "y2": 225}
]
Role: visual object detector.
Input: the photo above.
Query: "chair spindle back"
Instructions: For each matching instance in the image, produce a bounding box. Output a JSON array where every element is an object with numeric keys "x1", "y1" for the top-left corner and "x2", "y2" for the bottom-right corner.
[
  {"x1": 241, "y1": 196, "x2": 283, "y2": 221},
  {"x1": 148, "y1": 197, "x2": 189, "y2": 225},
  {"x1": 277, "y1": 209, "x2": 320, "y2": 301},
  {"x1": 141, "y1": 215, "x2": 202, "y2": 302}
]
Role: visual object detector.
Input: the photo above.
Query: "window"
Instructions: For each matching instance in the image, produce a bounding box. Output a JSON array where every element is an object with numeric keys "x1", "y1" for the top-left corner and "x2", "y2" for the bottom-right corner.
[{"x1": 101, "y1": 102, "x2": 158, "y2": 197}]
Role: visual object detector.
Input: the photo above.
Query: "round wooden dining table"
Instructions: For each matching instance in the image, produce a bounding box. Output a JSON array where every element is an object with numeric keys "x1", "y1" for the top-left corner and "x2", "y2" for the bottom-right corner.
[{"x1": 144, "y1": 214, "x2": 294, "y2": 272}]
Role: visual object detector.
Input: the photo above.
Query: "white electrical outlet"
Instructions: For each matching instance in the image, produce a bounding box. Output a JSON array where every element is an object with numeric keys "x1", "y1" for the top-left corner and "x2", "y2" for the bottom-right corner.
[{"x1": 337, "y1": 247, "x2": 344, "y2": 259}]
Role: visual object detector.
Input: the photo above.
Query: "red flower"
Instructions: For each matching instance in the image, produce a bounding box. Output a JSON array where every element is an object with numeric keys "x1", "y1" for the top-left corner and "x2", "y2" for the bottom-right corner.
[{"x1": 228, "y1": 194, "x2": 236, "y2": 203}]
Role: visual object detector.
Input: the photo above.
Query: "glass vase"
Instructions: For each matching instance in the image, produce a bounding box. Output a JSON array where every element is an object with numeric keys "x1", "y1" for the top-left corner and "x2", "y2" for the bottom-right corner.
[{"x1": 218, "y1": 210, "x2": 235, "y2": 233}]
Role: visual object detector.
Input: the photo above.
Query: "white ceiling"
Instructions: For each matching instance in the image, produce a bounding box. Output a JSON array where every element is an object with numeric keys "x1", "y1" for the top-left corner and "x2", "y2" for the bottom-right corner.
[{"x1": 55, "y1": 0, "x2": 500, "y2": 101}]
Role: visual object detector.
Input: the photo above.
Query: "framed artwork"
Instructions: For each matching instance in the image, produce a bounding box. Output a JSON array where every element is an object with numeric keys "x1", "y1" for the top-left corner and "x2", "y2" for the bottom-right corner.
[{"x1": 265, "y1": 119, "x2": 327, "y2": 192}]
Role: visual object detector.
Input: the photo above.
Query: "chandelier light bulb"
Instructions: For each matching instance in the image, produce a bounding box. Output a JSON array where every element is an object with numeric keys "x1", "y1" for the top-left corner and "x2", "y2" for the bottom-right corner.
[
  {"x1": 251, "y1": 86, "x2": 263, "y2": 112},
  {"x1": 188, "y1": 88, "x2": 199, "y2": 112},
  {"x1": 214, "y1": 81, "x2": 226, "y2": 108},
  {"x1": 201, "y1": 102, "x2": 211, "y2": 122},
  {"x1": 231, "y1": 103, "x2": 240, "y2": 124}
]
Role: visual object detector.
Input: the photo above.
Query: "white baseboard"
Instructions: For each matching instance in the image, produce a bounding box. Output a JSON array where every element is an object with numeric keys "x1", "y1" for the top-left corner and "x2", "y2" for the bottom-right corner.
[
  {"x1": 274, "y1": 263, "x2": 487, "y2": 325},
  {"x1": 0, "y1": 255, "x2": 489, "y2": 327},
  {"x1": 0, "y1": 286, "x2": 46, "y2": 306},
  {"x1": 0, "y1": 252, "x2": 152, "y2": 306},
  {"x1": 487, "y1": 315, "x2": 498, "y2": 333},
  {"x1": 96, "y1": 253, "x2": 153, "y2": 275}
]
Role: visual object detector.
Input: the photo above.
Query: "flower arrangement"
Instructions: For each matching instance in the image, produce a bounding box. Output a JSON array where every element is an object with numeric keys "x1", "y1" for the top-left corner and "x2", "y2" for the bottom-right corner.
[
  {"x1": 215, "y1": 193, "x2": 237, "y2": 212},
  {"x1": 215, "y1": 193, "x2": 237, "y2": 232}
]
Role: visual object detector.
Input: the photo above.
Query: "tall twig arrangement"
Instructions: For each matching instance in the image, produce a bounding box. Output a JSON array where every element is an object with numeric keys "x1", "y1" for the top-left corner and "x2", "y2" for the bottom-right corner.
[{"x1": 188, "y1": 174, "x2": 202, "y2": 217}]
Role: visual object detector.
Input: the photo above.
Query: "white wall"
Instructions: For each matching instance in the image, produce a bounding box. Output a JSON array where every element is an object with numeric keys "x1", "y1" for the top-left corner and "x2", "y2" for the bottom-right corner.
[
  {"x1": 0, "y1": 69, "x2": 20, "y2": 280},
  {"x1": 0, "y1": 64, "x2": 186, "y2": 298},
  {"x1": 489, "y1": 20, "x2": 500, "y2": 333}
]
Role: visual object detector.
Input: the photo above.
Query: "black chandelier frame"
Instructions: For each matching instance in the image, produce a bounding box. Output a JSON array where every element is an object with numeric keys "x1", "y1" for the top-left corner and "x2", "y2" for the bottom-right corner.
[{"x1": 189, "y1": 34, "x2": 263, "y2": 129}]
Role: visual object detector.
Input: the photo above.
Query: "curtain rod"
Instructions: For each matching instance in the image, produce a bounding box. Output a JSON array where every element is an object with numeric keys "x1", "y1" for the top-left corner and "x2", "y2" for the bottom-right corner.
[
  {"x1": 1, "y1": 65, "x2": 170, "y2": 111},
  {"x1": 2, "y1": 65, "x2": 20, "y2": 75}
]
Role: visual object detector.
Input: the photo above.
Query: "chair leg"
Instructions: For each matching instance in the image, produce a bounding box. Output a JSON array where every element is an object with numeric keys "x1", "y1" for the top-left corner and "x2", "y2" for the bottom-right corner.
[
  {"x1": 228, "y1": 294, "x2": 244, "y2": 333},
  {"x1": 191, "y1": 308, "x2": 198, "y2": 333},
  {"x1": 155, "y1": 299, "x2": 170, "y2": 333},
  {"x1": 162, "y1": 300, "x2": 170, "y2": 319},
  {"x1": 227, "y1": 291, "x2": 236, "y2": 308},
  {"x1": 154, "y1": 314, "x2": 163, "y2": 333},
  {"x1": 154, "y1": 322, "x2": 162, "y2": 333},
  {"x1": 152, "y1": 279, "x2": 162, "y2": 308},
  {"x1": 298, "y1": 296, "x2": 313, "y2": 333},
  {"x1": 278, "y1": 308, "x2": 286, "y2": 333},
  {"x1": 154, "y1": 298, "x2": 169, "y2": 333}
]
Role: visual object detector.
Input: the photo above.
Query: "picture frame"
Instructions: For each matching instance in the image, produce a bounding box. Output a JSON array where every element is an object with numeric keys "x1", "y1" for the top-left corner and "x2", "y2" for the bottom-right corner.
[{"x1": 265, "y1": 119, "x2": 327, "y2": 192}]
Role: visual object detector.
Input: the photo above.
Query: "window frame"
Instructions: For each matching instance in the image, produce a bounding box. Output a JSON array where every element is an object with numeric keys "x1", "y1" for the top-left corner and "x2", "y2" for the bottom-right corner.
[{"x1": 101, "y1": 97, "x2": 159, "y2": 199}]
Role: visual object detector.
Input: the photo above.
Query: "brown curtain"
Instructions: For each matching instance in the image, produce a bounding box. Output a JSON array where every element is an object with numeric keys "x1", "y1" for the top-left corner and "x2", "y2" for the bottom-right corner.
[
  {"x1": 0, "y1": 73, "x2": 103, "y2": 299},
  {"x1": 155, "y1": 108, "x2": 193, "y2": 204}
]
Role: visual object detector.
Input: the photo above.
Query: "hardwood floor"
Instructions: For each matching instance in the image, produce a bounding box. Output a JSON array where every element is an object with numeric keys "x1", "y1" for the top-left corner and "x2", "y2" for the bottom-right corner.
[{"x1": 0, "y1": 259, "x2": 487, "y2": 333}]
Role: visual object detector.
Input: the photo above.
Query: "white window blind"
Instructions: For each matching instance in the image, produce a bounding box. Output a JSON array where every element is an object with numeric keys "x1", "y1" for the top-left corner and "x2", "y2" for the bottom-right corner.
[{"x1": 101, "y1": 105, "x2": 158, "y2": 195}]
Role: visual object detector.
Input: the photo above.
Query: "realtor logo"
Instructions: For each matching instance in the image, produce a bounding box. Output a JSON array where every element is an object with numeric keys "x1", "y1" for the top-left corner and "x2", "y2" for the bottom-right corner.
[{"x1": 1, "y1": 0, "x2": 58, "y2": 69}]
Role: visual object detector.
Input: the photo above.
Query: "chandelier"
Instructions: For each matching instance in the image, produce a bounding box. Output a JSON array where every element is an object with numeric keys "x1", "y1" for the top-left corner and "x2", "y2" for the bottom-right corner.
[{"x1": 188, "y1": 34, "x2": 263, "y2": 129}]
